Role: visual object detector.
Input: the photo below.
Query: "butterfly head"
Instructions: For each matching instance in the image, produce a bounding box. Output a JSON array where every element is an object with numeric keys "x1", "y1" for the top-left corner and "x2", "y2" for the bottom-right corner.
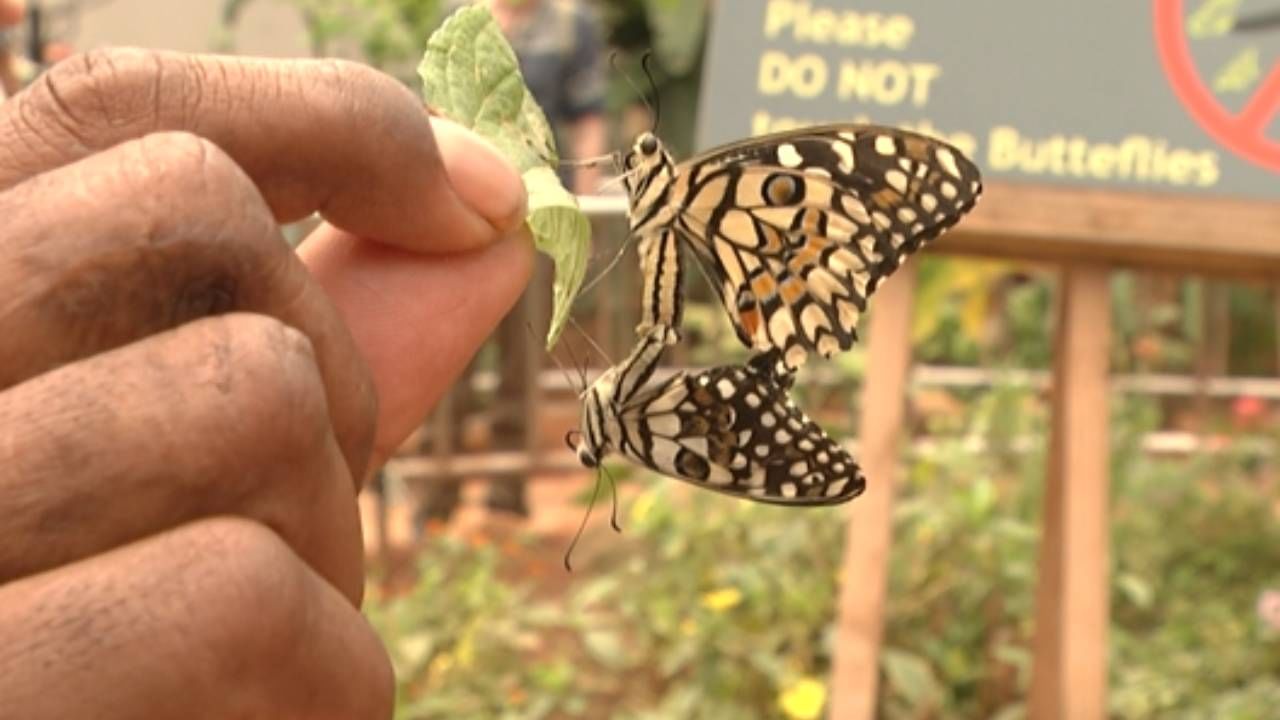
[
  {"x1": 622, "y1": 130, "x2": 666, "y2": 168},
  {"x1": 569, "y1": 375, "x2": 616, "y2": 469},
  {"x1": 565, "y1": 429, "x2": 597, "y2": 468},
  {"x1": 620, "y1": 132, "x2": 676, "y2": 232}
]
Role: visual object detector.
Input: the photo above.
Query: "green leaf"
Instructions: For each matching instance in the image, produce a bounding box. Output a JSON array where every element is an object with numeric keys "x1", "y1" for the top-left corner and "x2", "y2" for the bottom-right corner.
[
  {"x1": 882, "y1": 648, "x2": 942, "y2": 712},
  {"x1": 583, "y1": 629, "x2": 631, "y2": 670},
  {"x1": 573, "y1": 575, "x2": 623, "y2": 610},
  {"x1": 1117, "y1": 572, "x2": 1155, "y2": 610},
  {"x1": 419, "y1": 5, "x2": 590, "y2": 347},
  {"x1": 526, "y1": 167, "x2": 590, "y2": 345}
]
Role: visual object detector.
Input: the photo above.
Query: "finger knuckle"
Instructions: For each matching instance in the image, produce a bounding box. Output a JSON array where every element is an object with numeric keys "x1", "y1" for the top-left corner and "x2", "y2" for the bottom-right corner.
[
  {"x1": 128, "y1": 131, "x2": 261, "y2": 213},
  {"x1": 206, "y1": 313, "x2": 332, "y2": 462},
  {"x1": 104, "y1": 133, "x2": 280, "y2": 323},
  {"x1": 164, "y1": 518, "x2": 391, "y2": 716},
  {"x1": 208, "y1": 312, "x2": 325, "y2": 416},
  {"x1": 177, "y1": 518, "x2": 314, "y2": 678},
  {"x1": 27, "y1": 48, "x2": 167, "y2": 140}
]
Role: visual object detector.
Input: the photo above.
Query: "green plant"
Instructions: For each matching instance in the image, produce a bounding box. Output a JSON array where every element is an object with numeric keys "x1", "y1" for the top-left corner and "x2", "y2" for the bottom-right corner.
[{"x1": 366, "y1": 534, "x2": 600, "y2": 719}]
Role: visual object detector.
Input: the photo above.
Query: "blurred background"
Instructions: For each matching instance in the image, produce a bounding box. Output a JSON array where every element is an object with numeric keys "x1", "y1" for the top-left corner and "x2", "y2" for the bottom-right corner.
[{"x1": 4, "y1": 1, "x2": 1280, "y2": 718}]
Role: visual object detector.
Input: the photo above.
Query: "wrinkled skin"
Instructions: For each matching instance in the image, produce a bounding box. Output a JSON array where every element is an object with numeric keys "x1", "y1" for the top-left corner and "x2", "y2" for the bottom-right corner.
[{"x1": 0, "y1": 32, "x2": 532, "y2": 720}]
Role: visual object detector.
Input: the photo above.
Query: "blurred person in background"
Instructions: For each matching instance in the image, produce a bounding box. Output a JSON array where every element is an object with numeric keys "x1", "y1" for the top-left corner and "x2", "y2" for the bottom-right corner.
[{"x1": 417, "y1": 0, "x2": 606, "y2": 522}]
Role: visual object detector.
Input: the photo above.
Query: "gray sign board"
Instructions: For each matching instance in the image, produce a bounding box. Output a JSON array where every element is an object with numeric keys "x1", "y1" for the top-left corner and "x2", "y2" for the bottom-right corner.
[{"x1": 697, "y1": 0, "x2": 1280, "y2": 200}]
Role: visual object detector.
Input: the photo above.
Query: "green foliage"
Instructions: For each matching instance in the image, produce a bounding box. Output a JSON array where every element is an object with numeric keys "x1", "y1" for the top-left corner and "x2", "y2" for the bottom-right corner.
[
  {"x1": 368, "y1": 386, "x2": 1280, "y2": 718},
  {"x1": 1109, "y1": 448, "x2": 1280, "y2": 718},
  {"x1": 366, "y1": 536, "x2": 596, "y2": 719}
]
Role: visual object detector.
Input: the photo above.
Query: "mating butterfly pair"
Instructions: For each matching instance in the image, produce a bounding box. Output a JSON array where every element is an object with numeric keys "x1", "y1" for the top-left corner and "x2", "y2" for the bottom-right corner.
[{"x1": 569, "y1": 124, "x2": 982, "y2": 505}]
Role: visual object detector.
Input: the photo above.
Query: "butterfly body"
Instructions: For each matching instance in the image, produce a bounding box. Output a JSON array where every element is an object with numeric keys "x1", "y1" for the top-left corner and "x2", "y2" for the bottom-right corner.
[{"x1": 620, "y1": 125, "x2": 983, "y2": 371}]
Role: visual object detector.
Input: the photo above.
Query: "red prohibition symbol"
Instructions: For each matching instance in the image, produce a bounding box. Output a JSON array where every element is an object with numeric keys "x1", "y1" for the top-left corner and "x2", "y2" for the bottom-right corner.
[{"x1": 1154, "y1": 0, "x2": 1280, "y2": 172}]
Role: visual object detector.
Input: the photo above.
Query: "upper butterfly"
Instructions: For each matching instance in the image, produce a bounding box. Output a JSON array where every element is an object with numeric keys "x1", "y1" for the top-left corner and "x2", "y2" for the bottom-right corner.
[{"x1": 619, "y1": 125, "x2": 983, "y2": 371}]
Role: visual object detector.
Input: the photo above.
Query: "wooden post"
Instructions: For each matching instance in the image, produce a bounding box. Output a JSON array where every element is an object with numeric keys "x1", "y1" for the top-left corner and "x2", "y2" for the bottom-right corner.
[
  {"x1": 1194, "y1": 281, "x2": 1231, "y2": 424},
  {"x1": 829, "y1": 262, "x2": 919, "y2": 720},
  {"x1": 1029, "y1": 264, "x2": 1112, "y2": 719}
]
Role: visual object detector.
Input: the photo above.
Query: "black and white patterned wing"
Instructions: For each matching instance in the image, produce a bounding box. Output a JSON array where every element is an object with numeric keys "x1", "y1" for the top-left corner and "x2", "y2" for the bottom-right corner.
[
  {"x1": 615, "y1": 361, "x2": 865, "y2": 505},
  {"x1": 672, "y1": 124, "x2": 982, "y2": 370}
]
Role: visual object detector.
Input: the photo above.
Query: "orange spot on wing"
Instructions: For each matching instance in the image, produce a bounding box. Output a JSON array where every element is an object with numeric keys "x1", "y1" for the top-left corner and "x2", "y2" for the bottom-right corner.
[
  {"x1": 903, "y1": 136, "x2": 931, "y2": 160},
  {"x1": 802, "y1": 208, "x2": 823, "y2": 233},
  {"x1": 738, "y1": 303, "x2": 761, "y2": 338},
  {"x1": 751, "y1": 274, "x2": 777, "y2": 299},
  {"x1": 792, "y1": 236, "x2": 824, "y2": 266},
  {"x1": 780, "y1": 277, "x2": 807, "y2": 305},
  {"x1": 872, "y1": 187, "x2": 900, "y2": 208}
]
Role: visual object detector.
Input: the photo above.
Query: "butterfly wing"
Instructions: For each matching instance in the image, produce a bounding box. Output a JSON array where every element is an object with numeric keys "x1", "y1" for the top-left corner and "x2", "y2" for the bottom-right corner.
[
  {"x1": 671, "y1": 125, "x2": 982, "y2": 370},
  {"x1": 613, "y1": 361, "x2": 865, "y2": 505}
]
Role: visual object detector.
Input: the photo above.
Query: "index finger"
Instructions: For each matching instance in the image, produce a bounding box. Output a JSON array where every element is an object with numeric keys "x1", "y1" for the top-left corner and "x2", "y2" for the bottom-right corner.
[{"x1": 0, "y1": 48, "x2": 525, "y2": 253}]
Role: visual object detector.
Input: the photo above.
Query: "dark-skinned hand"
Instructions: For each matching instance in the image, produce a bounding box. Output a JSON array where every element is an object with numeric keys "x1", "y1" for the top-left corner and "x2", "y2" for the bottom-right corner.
[{"x1": 0, "y1": 39, "x2": 533, "y2": 720}]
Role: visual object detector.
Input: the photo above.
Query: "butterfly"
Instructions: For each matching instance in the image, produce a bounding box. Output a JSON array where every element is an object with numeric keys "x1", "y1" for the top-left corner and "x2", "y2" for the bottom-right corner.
[
  {"x1": 619, "y1": 124, "x2": 983, "y2": 371},
  {"x1": 568, "y1": 326, "x2": 865, "y2": 506}
]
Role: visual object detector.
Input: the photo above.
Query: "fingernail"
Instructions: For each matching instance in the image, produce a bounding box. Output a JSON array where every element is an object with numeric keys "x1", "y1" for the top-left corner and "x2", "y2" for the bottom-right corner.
[{"x1": 430, "y1": 117, "x2": 527, "y2": 234}]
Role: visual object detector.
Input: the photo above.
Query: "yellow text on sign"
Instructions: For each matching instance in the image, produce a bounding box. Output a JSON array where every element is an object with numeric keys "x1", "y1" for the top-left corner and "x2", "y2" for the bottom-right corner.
[
  {"x1": 758, "y1": 51, "x2": 941, "y2": 107},
  {"x1": 758, "y1": 51, "x2": 829, "y2": 98},
  {"x1": 837, "y1": 59, "x2": 939, "y2": 107},
  {"x1": 763, "y1": 0, "x2": 915, "y2": 49}
]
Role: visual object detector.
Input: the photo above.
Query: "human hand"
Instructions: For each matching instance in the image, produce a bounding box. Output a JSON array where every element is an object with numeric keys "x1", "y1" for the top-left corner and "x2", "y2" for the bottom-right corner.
[{"x1": 0, "y1": 49, "x2": 531, "y2": 719}]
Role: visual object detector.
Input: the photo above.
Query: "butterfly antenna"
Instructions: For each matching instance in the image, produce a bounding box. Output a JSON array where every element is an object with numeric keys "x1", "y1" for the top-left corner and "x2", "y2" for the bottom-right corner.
[
  {"x1": 601, "y1": 464, "x2": 623, "y2": 532},
  {"x1": 525, "y1": 322, "x2": 582, "y2": 394},
  {"x1": 611, "y1": 51, "x2": 655, "y2": 126},
  {"x1": 640, "y1": 52, "x2": 661, "y2": 131},
  {"x1": 563, "y1": 468, "x2": 606, "y2": 572},
  {"x1": 558, "y1": 330, "x2": 595, "y2": 395},
  {"x1": 599, "y1": 164, "x2": 646, "y2": 193},
  {"x1": 561, "y1": 153, "x2": 619, "y2": 169},
  {"x1": 579, "y1": 233, "x2": 636, "y2": 298},
  {"x1": 570, "y1": 316, "x2": 614, "y2": 368}
]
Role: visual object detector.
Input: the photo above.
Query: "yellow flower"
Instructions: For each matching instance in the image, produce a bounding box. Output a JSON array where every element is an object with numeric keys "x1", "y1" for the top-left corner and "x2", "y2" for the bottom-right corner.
[
  {"x1": 778, "y1": 677, "x2": 827, "y2": 720},
  {"x1": 427, "y1": 652, "x2": 454, "y2": 678},
  {"x1": 700, "y1": 586, "x2": 743, "y2": 612},
  {"x1": 455, "y1": 626, "x2": 476, "y2": 669},
  {"x1": 629, "y1": 492, "x2": 656, "y2": 525}
]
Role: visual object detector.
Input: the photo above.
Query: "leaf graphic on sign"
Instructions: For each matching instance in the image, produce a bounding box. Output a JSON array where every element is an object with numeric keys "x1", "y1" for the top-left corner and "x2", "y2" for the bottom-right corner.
[
  {"x1": 1187, "y1": 0, "x2": 1240, "y2": 39},
  {"x1": 1213, "y1": 47, "x2": 1260, "y2": 93}
]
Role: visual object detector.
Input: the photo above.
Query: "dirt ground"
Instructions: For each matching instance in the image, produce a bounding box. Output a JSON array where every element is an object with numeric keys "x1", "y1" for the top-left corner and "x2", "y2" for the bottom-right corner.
[{"x1": 358, "y1": 471, "x2": 637, "y2": 592}]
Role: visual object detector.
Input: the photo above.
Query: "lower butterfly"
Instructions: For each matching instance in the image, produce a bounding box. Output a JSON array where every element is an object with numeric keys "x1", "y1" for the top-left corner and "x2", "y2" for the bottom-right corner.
[{"x1": 569, "y1": 326, "x2": 865, "y2": 506}]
